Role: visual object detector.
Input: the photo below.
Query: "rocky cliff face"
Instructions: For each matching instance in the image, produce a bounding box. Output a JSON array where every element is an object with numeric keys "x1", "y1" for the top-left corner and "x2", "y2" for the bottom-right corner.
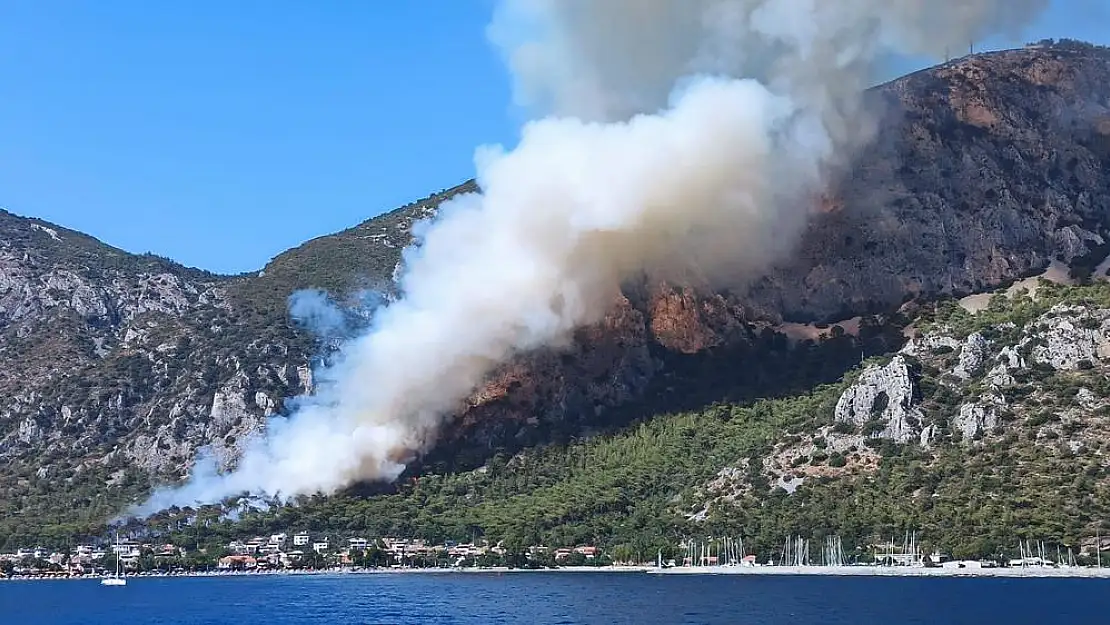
[
  {"x1": 0, "y1": 212, "x2": 314, "y2": 531},
  {"x1": 3, "y1": 42, "x2": 1110, "y2": 530},
  {"x1": 833, "y1": 355, "x2": 924, "y2": 444},
  {"x1": 689, "y1": 281, "x2": 1110, "y2": 522},
  {"x1": 747, "y1": 42, "x2": 1110, "y2": 322},
  {"x1": 823, "y1": 298, "x2": 1110, "y2": 452}
]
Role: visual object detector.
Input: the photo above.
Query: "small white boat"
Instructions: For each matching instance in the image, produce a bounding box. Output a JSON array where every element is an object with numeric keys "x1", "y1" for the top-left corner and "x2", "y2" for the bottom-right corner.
[{"x1": 101, "y1": 533, "x2": 127, "y2": 587}]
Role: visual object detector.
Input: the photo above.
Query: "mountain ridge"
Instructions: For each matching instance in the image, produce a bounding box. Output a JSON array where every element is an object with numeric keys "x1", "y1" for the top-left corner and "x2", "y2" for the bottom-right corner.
[{"x1": 3, "y1": 40, "x2": 1110, "y2": 547}]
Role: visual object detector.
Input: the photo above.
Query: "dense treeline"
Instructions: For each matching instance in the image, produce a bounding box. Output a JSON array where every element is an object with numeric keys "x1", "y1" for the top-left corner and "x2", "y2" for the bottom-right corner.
[{"x1": 196, "y1": 398, "x2": 1110, "y2": 562}]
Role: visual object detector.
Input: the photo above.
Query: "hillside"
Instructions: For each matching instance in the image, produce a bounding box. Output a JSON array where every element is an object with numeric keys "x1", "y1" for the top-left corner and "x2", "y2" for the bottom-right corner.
[
  {"x1": 132, "y1": 281, "x2": 1110, "y2": 562},
  {"x1": 0, "y1": 211, "x2": 317, "y2": 545},
  {"x1": 749, "y1": 40, "x2": 1110, "y2": 321},
  {"x1": 408, "y1": 40, "x2": 1110, "y2": 473},
  {"x1": 231, "y1": 180, "x2": 479, "y2": 315},
  {"x1": 3, "y1": 40, "x2": 1110, "y2": 547}
]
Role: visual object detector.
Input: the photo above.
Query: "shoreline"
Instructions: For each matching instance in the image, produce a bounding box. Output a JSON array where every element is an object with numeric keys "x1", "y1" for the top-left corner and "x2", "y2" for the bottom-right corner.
[
  {"x1": 8, "y1": 564, "x2": 1110, "y2": 582},
  {"x1": 0, "y1": 565, "x2": 653, "y2": 582},
  {"x1": 649, "y1": 565, "x2": 1110, "y2": 578}
]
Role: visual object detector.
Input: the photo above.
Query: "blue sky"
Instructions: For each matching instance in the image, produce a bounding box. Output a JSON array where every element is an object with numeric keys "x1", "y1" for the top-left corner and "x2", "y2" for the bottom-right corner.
[{"x1": 0, "y1": 1, "x2": 1106, "y2": 274}]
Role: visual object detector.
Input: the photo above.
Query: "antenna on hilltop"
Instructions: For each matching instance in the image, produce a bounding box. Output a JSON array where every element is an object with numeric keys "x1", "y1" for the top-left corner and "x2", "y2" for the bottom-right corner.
[{"x1": 969, "y1": 40, "x2": 975, "y2": 55}]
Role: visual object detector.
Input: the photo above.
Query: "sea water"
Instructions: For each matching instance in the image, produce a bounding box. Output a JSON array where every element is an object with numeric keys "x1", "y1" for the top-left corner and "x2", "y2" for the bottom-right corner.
[{"x1": 2, "y1": 572, "x2": 1108, "y2": 624}]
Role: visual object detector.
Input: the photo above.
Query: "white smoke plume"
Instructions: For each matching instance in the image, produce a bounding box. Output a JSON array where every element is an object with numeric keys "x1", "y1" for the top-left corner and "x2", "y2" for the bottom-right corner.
[
  {"x1": 289, "y1": 288, "x2": 386, "y2": 340},
  {"x1": 134, "y1": 0, "x2": 1047, "y2": 514},
  {"x1": 289, "y1": 289, "x2": 349, "y2": 339}
]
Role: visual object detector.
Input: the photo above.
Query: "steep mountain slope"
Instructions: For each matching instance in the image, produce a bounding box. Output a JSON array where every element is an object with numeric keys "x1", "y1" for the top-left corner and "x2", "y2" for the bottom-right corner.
[
  {"x1": 418, "y1": 40, "x2": 1110, "y2": 471},
  {"x1": 0, "y1": 213, "x2": 314, "y2": 543},
  {"x1": 748, "y1": 40, "x2": 1110, "y2": 321},
  {"x1": 3, "y1": 41, "x2": 1110, "y2": 546},
  {"x1": 142, "y1": 281, "x2": 1110, "y2": 563},
  {"x1": 233, "y1": 181, "x2": 479, "y2": 316},
  {"x1": 170, "y1": 281, "x2": 1110, "y2": 559}
]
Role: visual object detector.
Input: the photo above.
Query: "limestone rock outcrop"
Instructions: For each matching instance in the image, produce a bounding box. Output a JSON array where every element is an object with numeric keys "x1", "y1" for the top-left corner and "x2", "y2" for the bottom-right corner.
[{"x1": 835, "y1": 355, "x2": 924, "y2": 443}]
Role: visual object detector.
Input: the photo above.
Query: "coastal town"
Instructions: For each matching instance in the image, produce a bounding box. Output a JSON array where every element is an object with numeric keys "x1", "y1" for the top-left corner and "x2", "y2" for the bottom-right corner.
[
  {"x1": 0, "y1": 532, "x2": 611, "y2": 579},
  {"x1": 7, "y1": 530, "x2": 1110, "y2": 580}
]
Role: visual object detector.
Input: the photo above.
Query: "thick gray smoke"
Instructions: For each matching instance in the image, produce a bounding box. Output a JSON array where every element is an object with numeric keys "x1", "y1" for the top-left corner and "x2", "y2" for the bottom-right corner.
[
  {"x1": 136, "y1": 0, "x2": 1047, "y2": 514},
  {"x1": 488, "y1": 0, "x2": 1047, "y2": 122}
]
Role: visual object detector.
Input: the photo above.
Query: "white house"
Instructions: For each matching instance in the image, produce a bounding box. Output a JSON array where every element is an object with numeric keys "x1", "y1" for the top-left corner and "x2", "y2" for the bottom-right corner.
[
  {"x1": 114, "y1": 541, "x2": 142, "y2": 558},
  {"x1": 348, "y1": 538, "x2": 369, "y2": 551},
  {"x1": 312, "y1": 540, "x2": 329, "y2": 554},
  {"x1": 293, "y1": 532, "x2": 311, "y2": 547}
]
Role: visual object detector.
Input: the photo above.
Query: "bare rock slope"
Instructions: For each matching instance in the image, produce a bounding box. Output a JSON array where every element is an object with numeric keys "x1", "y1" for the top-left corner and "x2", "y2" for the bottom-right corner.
[{"x1": 748, "y1": 42, "x2": 1110, "y2": 321}]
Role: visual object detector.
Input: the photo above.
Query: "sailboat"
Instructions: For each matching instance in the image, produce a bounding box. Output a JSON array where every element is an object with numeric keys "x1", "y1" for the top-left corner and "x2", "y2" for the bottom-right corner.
[{"x1": 101, "y1": 533, "x2": 127, "y2": 586}]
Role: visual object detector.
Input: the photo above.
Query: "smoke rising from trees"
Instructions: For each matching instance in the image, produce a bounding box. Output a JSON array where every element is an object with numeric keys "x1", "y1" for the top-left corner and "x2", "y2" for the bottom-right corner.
[{"x1": 135, "y1": 0, "x2": 1048, "y2": 515}]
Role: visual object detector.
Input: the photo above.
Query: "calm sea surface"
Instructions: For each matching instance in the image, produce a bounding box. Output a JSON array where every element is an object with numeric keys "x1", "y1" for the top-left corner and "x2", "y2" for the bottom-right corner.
[{"x1": 3, "y1": 572, "x2": 1109, "y2": 624}]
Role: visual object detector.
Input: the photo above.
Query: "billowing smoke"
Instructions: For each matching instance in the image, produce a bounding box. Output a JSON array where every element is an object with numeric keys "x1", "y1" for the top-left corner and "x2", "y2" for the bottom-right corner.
[
  {"x1": 488, "y1": 0, "x2": 1047, "y2": 122},
  {"x1": 135, "y1": 0, "x2": 1047, "y2": 514}
]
